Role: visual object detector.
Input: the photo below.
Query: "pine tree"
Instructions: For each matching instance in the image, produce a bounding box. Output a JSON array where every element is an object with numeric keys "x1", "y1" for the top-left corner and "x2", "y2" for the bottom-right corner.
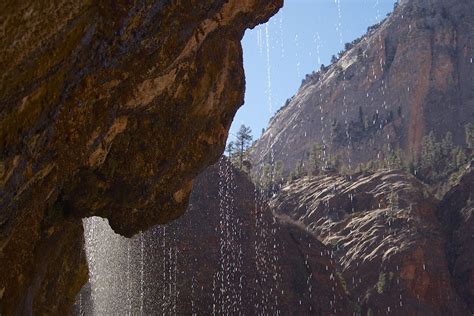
[
  {"x1": 260, "y1": 161, "x2": 284, "y2": 194},
  {"x1": 331, "y1": 119, "x2": 343, "y2": 144},
  {"x1": 385, "y1": 146, "x2": 403, "y2": 170},
  {"x1": 235, "y1": 124, "x2": 253, "y2": 169},
  {"x1": 260, "y1": 164, "x2": 273, "y2": 193},
  {"x1": 289, "y1": 160, "x2": 305, "y2": 180},
  {"x1": 408, "y1": 160, "x2": 416, "y2": 176},
  {"x1": 226, "y1": 141, "x2": 235, "y2": 157},
  {"x1": 421, "y1": 131, "x2": 439, "y2": 171},
  {"x1": 308, "y1": 144, "x2": 322, "y2": 176},
  {"x1": 419, "y1": 131, "x2": 463, "y2": 180},
  {"x1": 358, "y1": 106, "x2": 364, "y2": 128},
  {"x1": 366, "y1": 160, "x2": 377, "y2": 172},
  {"x1": 441, "y1": 131, "x2": 454, "y2": 157},
  {"x1": 225, "y1": 141, "x2": 237, "y2": 166},
  {"x1": 452, "y1": 147, "x2": 467, "y2": 169},
  {"x1": 465, "y1": 123, "x2": 474, "y2": 149},
  {"x1": 273, "y1": 160, "x2": 284, "y2": 189},
  {"x1": 331, "y1": 55, "x2": 338, "y2": 64},
  {"x1": 388, "y1": 191, "x2": 399, "y2": 211},
  {"x1": 325, "y1": 153, "x2": 341, "y2": 172},
  {"x1": 354, "y1": 162, "x2": 365, "y2": 173},
  {"x1": 363, "y1": 116, "x2": 370, "y2": 131},
  {"x1": 439, "y1": 131, "x2": 454, "y2": 174}
]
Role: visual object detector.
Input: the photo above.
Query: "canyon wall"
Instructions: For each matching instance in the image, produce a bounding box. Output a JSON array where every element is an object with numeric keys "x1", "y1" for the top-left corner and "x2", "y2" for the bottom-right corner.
[{"x1": 251, "y1": 0, "x2": 474, "y2": 175}]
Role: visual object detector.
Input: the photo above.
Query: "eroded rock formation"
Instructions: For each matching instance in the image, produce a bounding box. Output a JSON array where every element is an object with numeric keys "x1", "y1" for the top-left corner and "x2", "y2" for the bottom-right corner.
[
  {"x1": 0, "y1": 0, "x2": 282, "y2": 313},
  {"x1": 270, "y1": 170, "x2": 470, "y2": 314}
]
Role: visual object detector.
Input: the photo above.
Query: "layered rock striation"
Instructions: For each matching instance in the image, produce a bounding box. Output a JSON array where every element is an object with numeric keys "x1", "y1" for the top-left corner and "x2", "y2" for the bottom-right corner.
[{"x1": 270, "y1": 170, "x2": 471, "y2": 314}]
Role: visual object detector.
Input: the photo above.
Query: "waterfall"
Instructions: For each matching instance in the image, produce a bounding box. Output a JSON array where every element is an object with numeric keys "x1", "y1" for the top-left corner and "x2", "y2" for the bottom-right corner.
[
  {"x1": 76, "y1": 157, "x2": 286, "y2": 315},
  {"x1": 212, "y1": 157, "x2": 243, "y2": 315},
  {"x1": 253, "y1": 185, "x2": 282, "y2": 315},
  {"x1": 83, "y1": 217, "x2": 139, "y2": 314}
]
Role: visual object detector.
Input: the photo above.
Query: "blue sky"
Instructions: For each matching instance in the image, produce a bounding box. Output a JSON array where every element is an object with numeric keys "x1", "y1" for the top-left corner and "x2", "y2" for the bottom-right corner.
[{"x1": 229, "y1": 0, "x2": 396, "y2": 140}]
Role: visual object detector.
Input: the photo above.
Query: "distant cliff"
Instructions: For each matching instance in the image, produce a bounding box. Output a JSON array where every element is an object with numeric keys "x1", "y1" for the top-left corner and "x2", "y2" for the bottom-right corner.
[{"x1": 251, "y1": 0, "x2": 474, "y2": 176}]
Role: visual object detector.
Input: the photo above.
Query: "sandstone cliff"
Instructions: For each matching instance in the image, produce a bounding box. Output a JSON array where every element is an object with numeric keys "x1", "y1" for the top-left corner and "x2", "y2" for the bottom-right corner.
[
  {"x1": 270, "y1": 170, "x2": 471, "y2": 314},
  {"x1": 251, "y1": 0, "x2": 474, "y2": 175},
  {"x1": 0, "y1": 0, "x2": 282, "y2": 313}
]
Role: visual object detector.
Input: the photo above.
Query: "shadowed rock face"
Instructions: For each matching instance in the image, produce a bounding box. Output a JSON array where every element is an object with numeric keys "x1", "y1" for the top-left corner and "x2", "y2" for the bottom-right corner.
[
  {"x1": 270, "y1": 170, "x2": 470, "y2": 314},
  {"x1": 74, "y1": 159, "x2": 354, "y2": 315},
  {"x1": 438, "y1": 163, "x2": 474, "y2": 313},
  {"x1": 0, "y1": 0, "x2": 282, "y2": 313},
  {"x1": 251, "y1": 0, "x2": 474, "y2": 175}
]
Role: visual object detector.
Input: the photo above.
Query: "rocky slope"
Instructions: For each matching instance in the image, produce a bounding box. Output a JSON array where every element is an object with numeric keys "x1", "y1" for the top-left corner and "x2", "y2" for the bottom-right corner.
[
  {"x1": 270, "y1": 170, "x2": 471, "y2": 314},
  {"x1": 74, "y1": 159, "x2": 354, "y2": 315},
  {"x1": 0, "y1": 0, "x2": 282, "y2": 313},
  {"x1": 251, "y1": 0, "x2": 474, "y2": 175}
]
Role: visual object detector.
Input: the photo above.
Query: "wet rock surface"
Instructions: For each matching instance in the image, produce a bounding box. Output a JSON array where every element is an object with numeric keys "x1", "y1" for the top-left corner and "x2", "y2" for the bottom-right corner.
[
  {"x1": 74, "y1": 159, "x2": 354, "y2": 315},
  {"x1": 0, "y1": 0, "x2": 282, "y2": 313},
  {"x1": 270, "y1": 170, "x2": 470, "y2": 314}
]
